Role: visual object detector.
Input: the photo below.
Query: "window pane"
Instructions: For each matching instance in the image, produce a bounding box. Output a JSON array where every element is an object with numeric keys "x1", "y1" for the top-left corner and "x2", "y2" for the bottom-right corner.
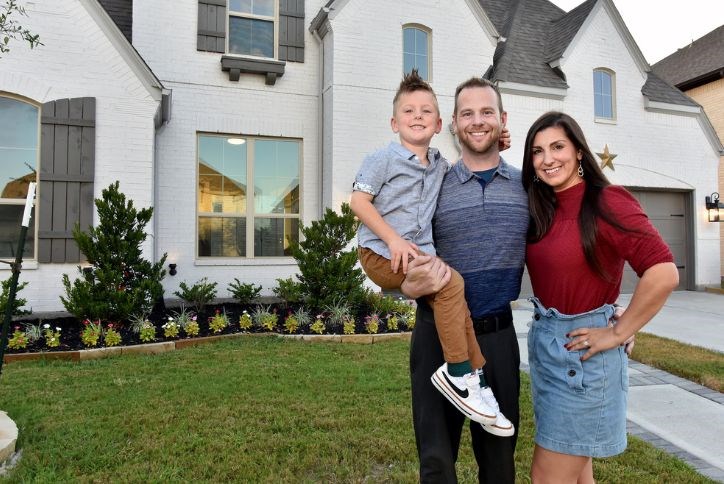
[
  {"x1": 403, "y1": 53, "x2": 415, "y2": 75},
  {"x1": 593, "y1": 71, "x2": 613, "y2": 118},
  {"x1": 416, "y1": 54, "x2": 428, "y2": 80},
  {"x1": 254, "y1": 140, "x2": 300, "y2": 214},
  {"x1": 198, "y1": 217, "x2": 246, "y2": 257},
  {"x1": 198, "y1": 135, "x2": 247, "y2": 215},
  {"x1": 0, "y1": 204, "x2": 34, "y2": 258},
  {"x1": 0, "y1": 97, "x2": 38, "y2": 199},
  {"x1": 229, "y1": 17, "x2": 273, "y2": 58},
  {"x1": 415, "y1": 29, "x2": 428, "y2": 56},
  {"x1": 230, "y1": 0, "x2": 273, "y2": 16},
  {"x1": 403, "y1": 28, "x2": 415, "y2": 55},
  {"x1": 254, "y1": 217, "x2": 298, "y2": 256}
]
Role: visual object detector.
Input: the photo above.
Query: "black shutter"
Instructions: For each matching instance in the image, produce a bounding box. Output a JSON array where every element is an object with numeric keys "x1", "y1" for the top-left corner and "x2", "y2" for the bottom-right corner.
[
  {"x1": 38, "y1": 98, "x2": 95, "y2": 263},
  {"x1": 279, "y1": 0, "x2": 304, "y2": 62},
  {"x1": 198, "y1": 0, "x2": 226, "y2": 53}
]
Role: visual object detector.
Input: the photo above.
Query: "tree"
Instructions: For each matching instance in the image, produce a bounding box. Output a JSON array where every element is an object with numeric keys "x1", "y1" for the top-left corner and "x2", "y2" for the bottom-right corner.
[
  {"x1": 61, "y1": 182, "x2": 167, "y2": 322},
  {"x1": 0, "y1": 0, "x2": 42, "y2": 57},
  {"x1": 290, "y1": 203, "x2": 367, "y2": 310}
]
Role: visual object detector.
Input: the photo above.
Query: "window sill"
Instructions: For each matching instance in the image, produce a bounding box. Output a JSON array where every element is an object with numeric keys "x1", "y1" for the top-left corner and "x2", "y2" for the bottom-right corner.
[
  {"x1": 0, "y1": 260, "x2": 38, "y2": 270},
  {"x1": 195, "y1": 257, "x2": 297, "y2": 266},
  {"x1": 594, "y1": 117, "x2": 617, "y2": 125},
  {"x1": 220, "y1": 55, "x2": 286, "y2": 85}
]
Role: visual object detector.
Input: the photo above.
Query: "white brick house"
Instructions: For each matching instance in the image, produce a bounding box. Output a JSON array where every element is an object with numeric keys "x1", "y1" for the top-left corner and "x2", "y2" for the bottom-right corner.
[{"x1": 1, "y1": 0, "x2": 721, "y2": 312}]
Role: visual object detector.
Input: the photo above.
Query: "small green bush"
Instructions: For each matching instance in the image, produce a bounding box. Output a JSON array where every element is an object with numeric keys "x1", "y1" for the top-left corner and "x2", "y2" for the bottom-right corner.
[
  {"x1": 273, "y1": 277, "x2": 303, "y2": 304},
  {"x1": 252, "y1": 305, "x2": 277, "y2": 332},
  {"x1": 227, "y1": 279, "x2": 262, "y2": 305},
  {"x1": 0, "y1": 277, "x2": 29, "y2": 317},
  {"x1": 174, "y1": 278, "x2": 217, "y2": 314}
]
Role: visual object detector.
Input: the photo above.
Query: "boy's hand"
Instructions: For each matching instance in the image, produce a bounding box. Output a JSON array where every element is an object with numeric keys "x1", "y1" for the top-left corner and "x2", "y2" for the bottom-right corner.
[
  {"x1": 388, "y1": 237, "x2": 419, "y2": 274},
  {"x1": 498, "y1": 126, "x2": 511, "y2": 151}
]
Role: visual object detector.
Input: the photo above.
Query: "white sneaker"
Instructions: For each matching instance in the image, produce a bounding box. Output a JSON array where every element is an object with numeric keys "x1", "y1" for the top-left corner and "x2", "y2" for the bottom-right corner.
[
  {"x1": 431, "y1": 363, "x2": 497, "y2": 425},
  {"x1": 479, "y1": 386, "x2": 515, "y2": 437}
]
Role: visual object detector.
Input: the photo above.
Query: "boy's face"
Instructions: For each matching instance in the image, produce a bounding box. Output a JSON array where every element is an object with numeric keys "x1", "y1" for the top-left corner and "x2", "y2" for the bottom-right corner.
[{"x1": 391, "y1": 90, "x2": 442, "y2": 152}]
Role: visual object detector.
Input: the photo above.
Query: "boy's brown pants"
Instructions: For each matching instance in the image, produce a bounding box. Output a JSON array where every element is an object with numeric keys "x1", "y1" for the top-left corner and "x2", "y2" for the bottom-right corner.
[{"x1": 358, "y1": 247, "x2": 485, "y2": 369}]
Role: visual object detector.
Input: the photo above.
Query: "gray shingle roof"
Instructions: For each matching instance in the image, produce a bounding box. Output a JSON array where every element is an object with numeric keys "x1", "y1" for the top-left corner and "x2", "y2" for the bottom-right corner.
[
  {"x1": 642, "y1": 72, "x2": 699, "y2": 107},
  {"x1": 545, "y1": 0, "x2": 595, "y2": 62},
  {"x1": 97, "y1": 0, "x2": 132, "y2": 43},
  {"x1": 652, "y1": 25, "x2": 724, "y2": 90}
]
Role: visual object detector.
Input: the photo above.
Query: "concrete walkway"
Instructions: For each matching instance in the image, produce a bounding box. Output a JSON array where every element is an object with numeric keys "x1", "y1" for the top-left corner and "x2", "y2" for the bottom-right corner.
[{"x1": 513, "y1": 291, "x2": 724, "y2": 483}]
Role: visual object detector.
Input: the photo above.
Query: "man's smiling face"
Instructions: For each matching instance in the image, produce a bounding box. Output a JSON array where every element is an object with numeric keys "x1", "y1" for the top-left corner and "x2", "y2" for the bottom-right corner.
[{"x1": 453, "y1": 86, "x2": 507, "y2": 156}]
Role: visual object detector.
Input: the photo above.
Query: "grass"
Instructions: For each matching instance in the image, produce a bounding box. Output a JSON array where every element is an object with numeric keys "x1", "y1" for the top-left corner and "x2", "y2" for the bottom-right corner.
[
  {"x1": 0, "y1": 336, "x2": 716, "y2": 483},
  {"x1": 633, "y1": 332, "x2": 724, "y2": 392}
]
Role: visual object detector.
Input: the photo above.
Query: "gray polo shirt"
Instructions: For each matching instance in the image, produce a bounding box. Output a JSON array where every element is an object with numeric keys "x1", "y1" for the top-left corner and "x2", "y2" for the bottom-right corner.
[{"x1": 353, "y1": 141, "x2": 449, "y2": 259}]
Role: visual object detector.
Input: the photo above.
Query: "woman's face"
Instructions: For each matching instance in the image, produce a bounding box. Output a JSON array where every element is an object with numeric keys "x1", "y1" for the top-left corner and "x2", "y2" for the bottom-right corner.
[{"x1": 530, "y1": 126, "x2": 583, "y2": 192}]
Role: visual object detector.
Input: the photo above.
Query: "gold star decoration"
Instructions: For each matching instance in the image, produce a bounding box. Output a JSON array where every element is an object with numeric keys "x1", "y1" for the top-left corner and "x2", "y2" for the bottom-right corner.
[{"x1": 597, "y1": 144, "x2": 617, "y2": 171}]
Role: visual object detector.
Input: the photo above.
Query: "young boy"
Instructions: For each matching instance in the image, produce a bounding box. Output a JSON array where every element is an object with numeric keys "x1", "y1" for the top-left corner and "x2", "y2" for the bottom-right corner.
[{"x1": 350, "y1": 70, "x2": 513, "y2": 436}]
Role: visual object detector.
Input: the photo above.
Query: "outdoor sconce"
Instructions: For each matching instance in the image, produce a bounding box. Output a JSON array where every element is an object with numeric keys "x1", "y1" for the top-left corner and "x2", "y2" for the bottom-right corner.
[
  {"x1": 705, "y1": 192, "x2": 723, "y2": 222},
  {"x1": 168, "y1": 263, "x2": 177, "y2": 276}
]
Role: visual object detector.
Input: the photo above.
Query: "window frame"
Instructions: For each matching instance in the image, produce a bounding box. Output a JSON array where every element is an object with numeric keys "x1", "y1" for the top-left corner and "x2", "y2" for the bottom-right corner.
[
  {"x1": 402, "y1": 24, "x2": 432, "y2": 82},
  {"x1": 0, "y1": 92, "x2": 40, "y2": 263},
  {"x1": 226, "y1": 0, "x2": 279, "y2": 60},
  {"x1": 196, "y1": 132, "x2": 302, "y2": 260},
  {"x1": 593, "y1": 68, "x2": 616, "y2": 122}
]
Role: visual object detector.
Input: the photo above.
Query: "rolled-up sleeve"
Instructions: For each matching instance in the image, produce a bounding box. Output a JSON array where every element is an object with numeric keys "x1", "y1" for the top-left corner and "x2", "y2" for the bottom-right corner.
[{"x1": 353, "y1": 151, "x2": 388, "y2": 196}]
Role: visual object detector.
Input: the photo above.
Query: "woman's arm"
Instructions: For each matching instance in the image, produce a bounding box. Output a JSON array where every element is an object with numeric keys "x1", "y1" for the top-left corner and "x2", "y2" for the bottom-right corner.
[{"x1": 568, "y1": 261, "x2": 678, "y2": 360}]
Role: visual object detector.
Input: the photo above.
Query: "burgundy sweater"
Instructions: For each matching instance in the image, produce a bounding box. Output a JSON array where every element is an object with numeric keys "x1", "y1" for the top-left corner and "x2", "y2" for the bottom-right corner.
[{"x1": 526, "y1": 183, "x2": 674, "y2": 314}]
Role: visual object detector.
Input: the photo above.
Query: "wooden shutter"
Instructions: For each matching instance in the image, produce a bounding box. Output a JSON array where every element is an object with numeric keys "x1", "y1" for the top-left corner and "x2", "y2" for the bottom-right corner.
[
  {"x1": 38, "y1": 98, "x2": 95, "y2": 263},
  {"x1": 279, "y1": 0, "x2": 304, "y2": 62},
  {"x1": 198, "y1": 0, "x2": 226, "y2": 53}
]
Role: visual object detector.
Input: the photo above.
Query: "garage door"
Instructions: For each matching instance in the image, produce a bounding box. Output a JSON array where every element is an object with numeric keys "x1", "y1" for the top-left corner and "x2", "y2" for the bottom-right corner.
[
  {"x1": 519, "y1": 189, "x2": 689, "y2": 298},
  {"x1": 622, "y1": 190, "x2": 688, "y2": 293}
]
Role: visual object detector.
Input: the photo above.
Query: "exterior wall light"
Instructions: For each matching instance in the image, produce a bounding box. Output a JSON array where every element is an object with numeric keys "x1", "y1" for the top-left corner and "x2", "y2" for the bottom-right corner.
[
  {"x1": 705, "y1": 192, "x2": 723, "y2": 222},
  {"x1": 168, "y1": 263, "x2": 177, "y2": 276}
]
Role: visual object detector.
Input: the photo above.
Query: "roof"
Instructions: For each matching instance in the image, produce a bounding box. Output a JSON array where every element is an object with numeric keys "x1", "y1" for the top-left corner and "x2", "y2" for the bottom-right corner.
[
  {"x1": 97, "y1": 0, "x2": 132, "y2": 43},
  {"x1": 652, "y1": 25, "x2": 724, "y2": 90},
  {"x1": 641, "y1": 72, "x2": 698, "y2": 107}
]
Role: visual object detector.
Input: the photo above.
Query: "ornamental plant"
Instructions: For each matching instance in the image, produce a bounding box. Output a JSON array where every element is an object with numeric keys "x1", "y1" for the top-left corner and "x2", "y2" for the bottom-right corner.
[
  {"x1": 61, "y1": 182, "x2": 167, "y2": 322},
  {"x1": 386, "y1": 314, "x2": 399, "y2": 332},
  {"x1": 324, "y1": 298, "x2": 352, "y2": 333},
  {"x1": 173, "y1": 278, "x2": 217, "y2": 314},
  {"x1": 227, "y1": 279, "x2": 262, "y2": 305},
  {"x1": 42, "y1": 323, "x2": 62, "y2": 348},
  {"x1": 162, "y1": 318, "x2": 179, "y2": 339},
  {"x1": 208, "y1": 309, "x2": 229, "y2": 334},
  {"x1": 81, "y1": 319, "x2": 101, "y2": 347},
  {"x1": 364, "y1": 314, "x2": 380, "y2": 334},
  {"x1": 0, "y1": 277, "x2": 29, "y2": 317},
  {"x1": 172, "y1": 307, "x2": 199, "y2": 337},
  {"x1": 239, "y1": 310, "x2": 252, "y2": 331},
  {"x1": 23, "y1": 322, "x2": 42, "y2": 344},
  {"x1": 7, "y1": 327, "x2": 27, "y2": 350},
  {"x1": 252, "y1": 305, "x2": 277, "y2": 332},
  {"x1": 343, "y1": 319, "x2": 356, "y2": 335},
  {"x1": 130, "y1": 314, "x2": 156, "y2": 342},
  {"x1": 104, "y1": 323, "x2": 122, "y2": 347},
  {"x1": 273, "y1": 277, "x2": 303, "y2": 305},
  {"x1": 283, "y1": 312, "x2": 299, "y2": 334},
  {"x1": 289, "y1": 203, "x2": 366, "y2": 309},
  {"x1": 309, "y1": 314, "x2": 325, "y2": 335}
]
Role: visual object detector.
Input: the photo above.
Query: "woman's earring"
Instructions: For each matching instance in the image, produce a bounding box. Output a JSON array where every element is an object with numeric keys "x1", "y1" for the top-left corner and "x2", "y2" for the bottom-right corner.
[
  {"x1": 578, "y1": 162, "x2": 584, "y2": 178},
  {"x1": 533, "y1": 175, "x2": 540, "y2": 183}
]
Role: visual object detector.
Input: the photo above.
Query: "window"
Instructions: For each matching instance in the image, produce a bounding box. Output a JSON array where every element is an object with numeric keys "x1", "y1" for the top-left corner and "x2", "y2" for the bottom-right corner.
[
  {"x1": 403, "y1": 25, "x2": 431, "y2": 81},
  {"x1": 593, "y1": 69, "x2": 615, "y2": 120},
  {"x1": 228, "y1": 0, "x2": 276, "y2": 58},
  {"x1": 0, "y1": 95, "x2": 38, "y2": 260},
  {"x1": 197, "y1": 134, "x2": 300, "y2": 258}
]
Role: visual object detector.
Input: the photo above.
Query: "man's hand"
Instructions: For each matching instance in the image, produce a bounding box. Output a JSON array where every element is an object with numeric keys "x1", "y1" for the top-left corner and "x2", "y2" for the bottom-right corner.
[
  {"x1": 498, "y1": 126, "x2": 511, "y2": 151},
  {"x1": 400, "y1": 254, "x2": 451, "y2": 299},
  {"x1": 610, "y1": 305, "x2": 635, "y2": 355}
]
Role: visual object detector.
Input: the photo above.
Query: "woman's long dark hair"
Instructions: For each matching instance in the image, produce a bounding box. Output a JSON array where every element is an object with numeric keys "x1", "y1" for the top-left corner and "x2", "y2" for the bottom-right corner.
[{"x1": 522, "y1": 111, "x2": 632, "y2": 279}]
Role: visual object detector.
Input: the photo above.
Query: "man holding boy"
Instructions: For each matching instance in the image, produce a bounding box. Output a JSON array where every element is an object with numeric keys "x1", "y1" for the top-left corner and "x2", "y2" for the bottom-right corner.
[{"x1": 402, "y1": 78, "x2": 529, "y2": 483}]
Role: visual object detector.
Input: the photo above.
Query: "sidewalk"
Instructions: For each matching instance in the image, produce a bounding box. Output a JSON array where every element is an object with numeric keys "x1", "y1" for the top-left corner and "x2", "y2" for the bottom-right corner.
[{"x1": 513, "y1": 291, "x2": 724, "y2": 483}]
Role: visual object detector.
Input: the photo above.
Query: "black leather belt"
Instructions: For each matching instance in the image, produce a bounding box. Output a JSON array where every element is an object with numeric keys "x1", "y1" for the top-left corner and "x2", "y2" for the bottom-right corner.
[{"x1": 472, "y1": 309, "x2": 513, "y2": 335}]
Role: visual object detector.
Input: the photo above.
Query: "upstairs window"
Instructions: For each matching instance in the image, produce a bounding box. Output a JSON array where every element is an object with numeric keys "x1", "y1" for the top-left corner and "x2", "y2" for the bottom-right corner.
[
  {"x1": 0, "y1": 95, "x2": 38, "y2": 260},
  {"x1": 228, "y1": 0, "x2": 276, "y2": 58},
  {"x1": 197, "y1": 134, "x2": 300, "y2": 258},
  {"x1": 403, "y1": 25, "x2": 431, "y2": 81},
  {"x1": 593, "y1": 69, "x2": 615, "y2": 120}
]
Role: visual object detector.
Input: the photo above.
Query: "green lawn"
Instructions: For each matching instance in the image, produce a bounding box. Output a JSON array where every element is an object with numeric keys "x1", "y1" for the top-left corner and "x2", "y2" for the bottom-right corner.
[
  {"x1": 0, "y1": 336, "x2": 715, "y2": 483},
  {"x1": 634, "y1": 332, "x2": 724, "y2": 392}
]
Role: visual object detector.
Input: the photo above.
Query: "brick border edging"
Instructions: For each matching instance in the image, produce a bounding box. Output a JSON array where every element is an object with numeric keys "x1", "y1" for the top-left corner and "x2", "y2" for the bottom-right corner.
[
  {"x1": 2, "y1": 332, "x2": 413, "y2": 364},
  {"x1": 0, "y1": 411, "x2": 18, "y2": 468}
]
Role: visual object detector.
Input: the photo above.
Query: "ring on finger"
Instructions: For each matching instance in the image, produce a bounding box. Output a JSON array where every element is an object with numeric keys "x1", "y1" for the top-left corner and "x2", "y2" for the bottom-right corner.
[{"x1": 583, "y1": 340, "x2": 590, "y2": 347}]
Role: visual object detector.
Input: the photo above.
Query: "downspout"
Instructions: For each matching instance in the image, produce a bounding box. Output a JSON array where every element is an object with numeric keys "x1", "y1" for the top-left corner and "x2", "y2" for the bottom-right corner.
[{"x1": 312, "y1": 29, "x2": 325, "y2": 218}]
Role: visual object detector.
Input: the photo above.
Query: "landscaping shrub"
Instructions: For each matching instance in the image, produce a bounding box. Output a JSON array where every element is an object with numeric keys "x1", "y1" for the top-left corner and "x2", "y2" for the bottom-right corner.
[
  {"x1": 273, "y1": 277, "x2": 303, "y2": 304},
  {"x1": 60, "y1": 181, "x2": 167, "y2": 322},
  {"x1": 227, "y1": 279, "x2": 262, "y2": 305},
  {"x1": 0, "y1": 277, "x2": 29, "y2": 316},
  {"x1": 174, "y1": 278, "x2": 217, "y2": 314}
]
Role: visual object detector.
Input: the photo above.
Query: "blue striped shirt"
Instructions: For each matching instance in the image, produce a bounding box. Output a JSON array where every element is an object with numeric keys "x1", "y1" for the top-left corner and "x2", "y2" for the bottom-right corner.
[{"x1": 433, "y1": 157, "x2": 529, "y2": 317}]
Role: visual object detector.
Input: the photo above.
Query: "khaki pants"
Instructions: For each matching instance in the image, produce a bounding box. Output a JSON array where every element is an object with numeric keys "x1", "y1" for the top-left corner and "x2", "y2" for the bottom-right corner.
[{"x1": 358, "y1": 247, "x2": 485, "y2": 369}]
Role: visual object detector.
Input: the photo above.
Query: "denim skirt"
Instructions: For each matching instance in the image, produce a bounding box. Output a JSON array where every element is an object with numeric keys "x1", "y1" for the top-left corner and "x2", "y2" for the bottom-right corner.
[{"x1": 527, "y1": 297, "x2": 628, "y2": 457}]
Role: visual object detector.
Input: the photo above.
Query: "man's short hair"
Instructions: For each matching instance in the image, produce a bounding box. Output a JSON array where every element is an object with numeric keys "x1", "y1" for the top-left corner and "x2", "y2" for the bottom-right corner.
[
  {"x1": 453, "y1": 77, "x2": 504, "y2": 115},
  {"x1": 393, "y1": 69, "x2": 440, "y2": 115}
]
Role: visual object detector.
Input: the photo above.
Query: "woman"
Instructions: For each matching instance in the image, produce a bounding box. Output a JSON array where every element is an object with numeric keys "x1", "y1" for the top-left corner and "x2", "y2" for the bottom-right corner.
[{"x1": 522, "y1": 111, "x2": 678, "y2": 484}]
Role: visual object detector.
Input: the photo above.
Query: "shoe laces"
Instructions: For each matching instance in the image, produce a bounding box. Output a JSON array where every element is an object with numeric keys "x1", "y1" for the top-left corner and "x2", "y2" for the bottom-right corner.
[{"x1": 480, "y1": 387, "x2": 500, "y2": 413}]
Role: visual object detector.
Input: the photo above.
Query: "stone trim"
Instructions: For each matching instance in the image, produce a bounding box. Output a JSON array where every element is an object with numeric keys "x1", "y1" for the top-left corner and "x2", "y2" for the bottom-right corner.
[{"x1": 220, "y1": 55, "x2": 285, "y2": 85}]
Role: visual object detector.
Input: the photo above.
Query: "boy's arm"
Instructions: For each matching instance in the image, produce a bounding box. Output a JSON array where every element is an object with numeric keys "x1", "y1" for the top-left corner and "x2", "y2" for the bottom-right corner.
[{"x1": 350, "y1": 191, "x2": 418, "y2": 274}]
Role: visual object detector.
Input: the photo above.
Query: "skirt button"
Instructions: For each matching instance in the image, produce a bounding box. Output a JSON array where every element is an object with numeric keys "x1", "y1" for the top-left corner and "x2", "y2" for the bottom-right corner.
[{"x1": 568, "y1": 369, "x2": 576, "y2": 377}]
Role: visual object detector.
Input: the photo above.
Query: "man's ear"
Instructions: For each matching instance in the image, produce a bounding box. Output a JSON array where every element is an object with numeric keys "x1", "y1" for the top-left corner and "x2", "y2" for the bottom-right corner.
[{"x1": 501, "y1": 111, "x2": 508, "y2": 127}]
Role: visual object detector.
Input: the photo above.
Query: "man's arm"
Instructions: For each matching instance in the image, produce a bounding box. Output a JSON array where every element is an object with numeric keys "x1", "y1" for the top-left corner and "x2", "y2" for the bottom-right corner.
[{"x1": 400, "y1": 254, "x2": 452, "y2": 299}]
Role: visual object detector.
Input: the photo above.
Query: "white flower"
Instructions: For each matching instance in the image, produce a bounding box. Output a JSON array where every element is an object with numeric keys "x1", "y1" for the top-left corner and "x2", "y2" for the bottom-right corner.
[
  {"x1": 56, "y1": 327, "x2": 62, "y2": 331},
  {"x1": 43, "y1": 323, "x2": 50, "y2": 329}
]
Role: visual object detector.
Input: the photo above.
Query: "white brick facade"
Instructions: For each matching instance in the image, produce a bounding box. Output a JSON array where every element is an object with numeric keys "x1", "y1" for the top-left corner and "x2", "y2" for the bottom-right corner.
[{"x1": 1, "y1": 0, "x2": 721, "y2": 312}]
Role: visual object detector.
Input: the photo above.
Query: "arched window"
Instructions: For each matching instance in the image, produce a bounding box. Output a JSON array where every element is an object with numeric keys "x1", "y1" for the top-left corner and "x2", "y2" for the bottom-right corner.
[
  {"x1": 403, "y1": 25, "x2": 431, "y2": 81},
  {"x1": 593, "y1": 69, "x2": 615, "y2": 120},
  {"x1": 0, "y1": 94, "x2": 39, "y2": 260}
]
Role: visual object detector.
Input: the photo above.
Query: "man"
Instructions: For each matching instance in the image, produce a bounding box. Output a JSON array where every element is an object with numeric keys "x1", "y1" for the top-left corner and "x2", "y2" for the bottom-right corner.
[{"x1": 401, "y1": 77, "x2": 529, "y2": 483}]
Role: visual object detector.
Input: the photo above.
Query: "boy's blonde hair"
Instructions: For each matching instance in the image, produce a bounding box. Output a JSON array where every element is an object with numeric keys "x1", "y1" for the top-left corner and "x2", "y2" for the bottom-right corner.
[{"x1": 392, "y1": 69, "x2": 440, "y2": 115}]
